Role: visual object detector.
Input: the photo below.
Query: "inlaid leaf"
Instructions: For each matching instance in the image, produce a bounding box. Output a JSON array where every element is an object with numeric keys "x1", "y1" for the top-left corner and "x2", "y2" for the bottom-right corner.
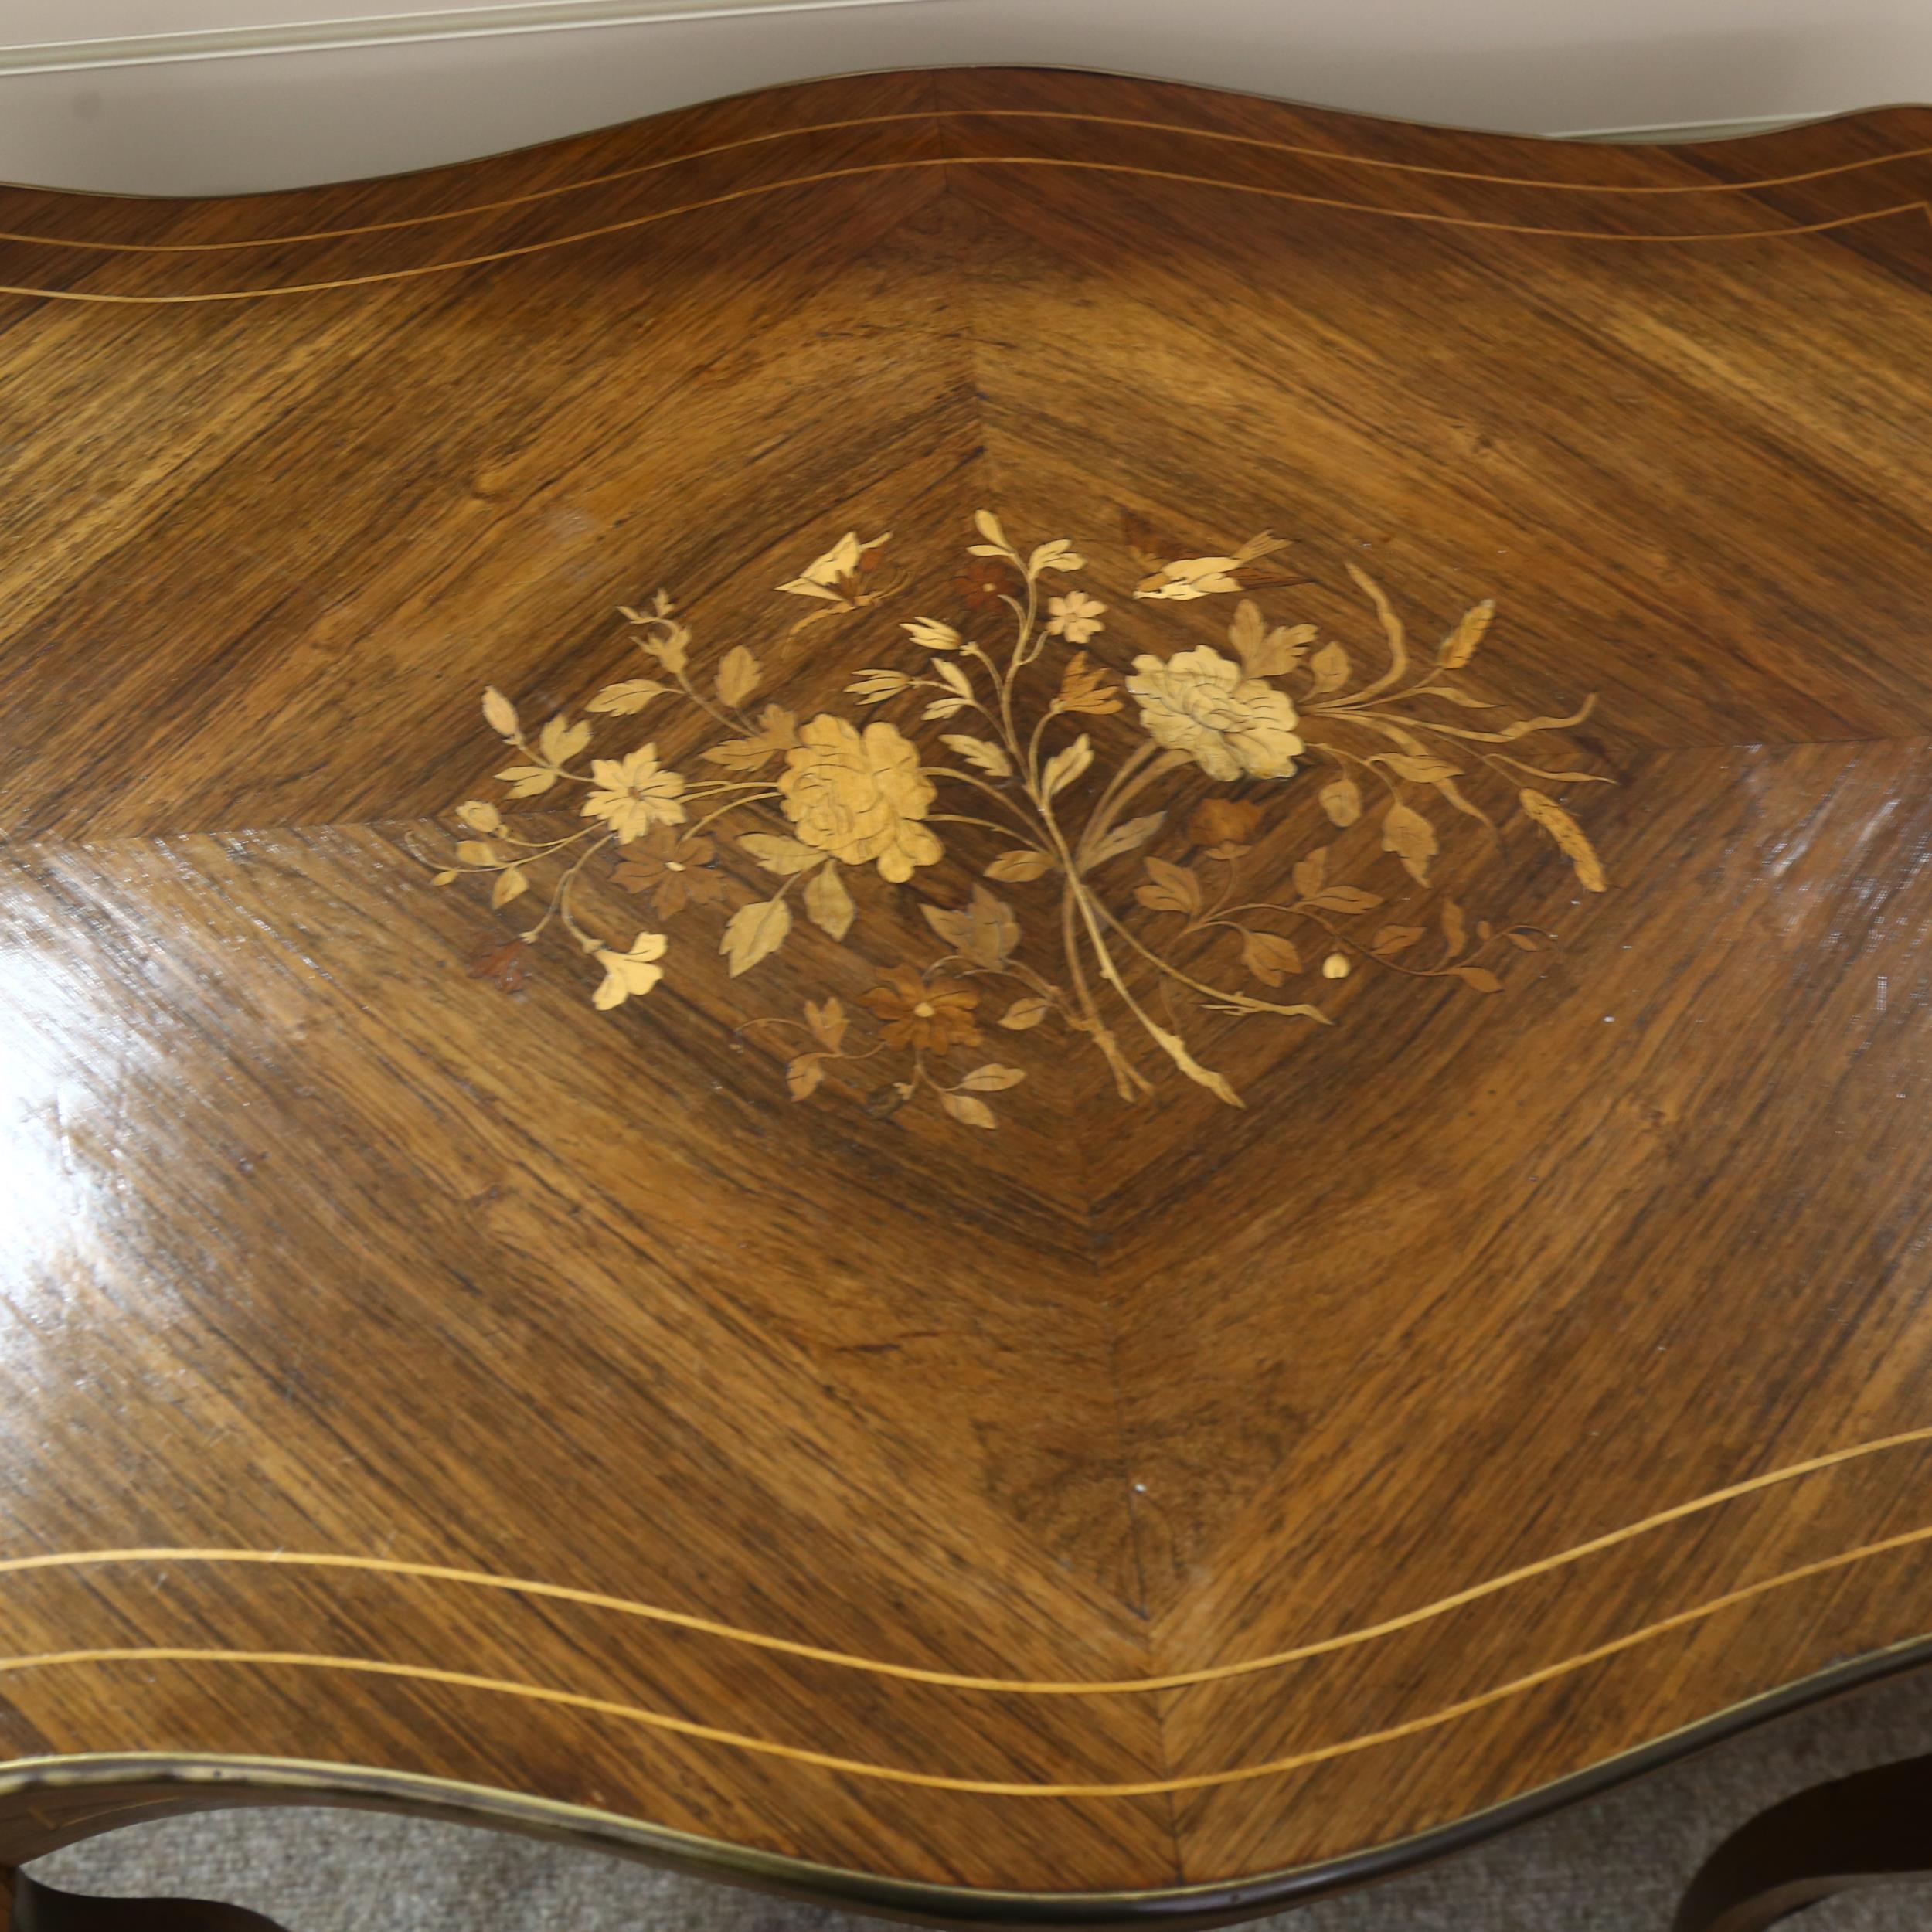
[
  {"x1": 587, "y1": 679, "x2": 668, "y2": 715},
  {"x1": 456, "y1": 801, "x2": 502, "y2": 833},
  {"x1": 972, "y1": 509, "x2": 1012, "y2": 553},
  {"x1": 1345, "y1": 562, "x2": 1406, "y2": 685},
  {"x1": 1293, "y1": 849, "x2": 1328, "y2": 899},
  {"x1": 1454, "y1": 964, "x2": 1504, "y2": 993},
  {"x1": 998, "y1": 997, "x2": 1050, "y2": 1030},
  {"x1": 934, "y1": 658, "x2": 974, "y2": 699},
  {"x1": 903, "y1": 617, "x2": 961, "y2": 651},
  {"x1": 1308, "y1": 641, "x2": 1352, "y2": 696},
  {"x1": 957, "y1": 1063, "x2": 1026, "y2": 1092},
  {"x1": 641, "y1": 621, "x2": 690, "y2": 675},
  {"x1": 1432, "y1": 774, "x2": 1498, "y2": 835},
  {"x1": 923, "y1": 885, "x2": 1019, "y2": 968},
  {"x1": 1255, "y1": 624, "x2": 1315, "y2": 678},
  {"x1": 1383, "y1": 754, "x2": 1462, "y2": 784},
  {"x1": 1085, "y1": 812, "x2": 1165, "y2": 867},
  {"x1": 1440, "y1": 900, "x2": 1467, "y2": 957},
  {"x1": 1518, "y1": 789, "x2": 1608, "y2": 891},
  {"x1": 808, "y1": 1005, "x2": 854, "y2": 1051},
  {"x1": 490, "y1": 866, "x2": 529, "y2": 908},
  {"x1": 1028, "y1": 538, "x2": 1085, "y2": 574},
  {"x1": 703, "y1": 704, "x2": 798, "y2": 770},
  {"x1": 716, "y1": 645, "x2": 761, "y2": 709},
  {"x1": 1054, "y1": 651, "x2": 1122, "y2": 716},
  {"x1": 431, "y1": 869, "x2": 458, "y2": 887},
  {"x1": 804, "y1": 862, "x2": 855, "y2": 940},
  {"x1": 1419, "y1": 685, "x2": 1502, "y2": 709},
  {"x1": 985, "y1": 849, "x2": 1054, "y2": 882},
  {"x1": 496, "y1": 764, "x2": 558, "y2": 798},
  {"x1": 1309, "y1": 886, "x2": 1383, "y2": 914},
  {"x1": 1241, "y1": 930, "x2": 1302, "y2": 987},
  {"x1": 1136, "y1": 855, "x2": 1201, "y2": 917},
  {"x1": 804, "y1": 996, "x2": 849, "y2": 1053},
  {"x1": 1439, "y1": 599, "x2": 1495, "y2": 669},
  {"x1": 940, "y1": 1090, "x2": 999, "y2": 1129},
  {"x1": 1371, "y1": 924, "x2": 1425, "y2": 954},
  {"x1": 1043, "y1": 733, "x2": 1094, "y2": 800},
  {"x1": 721, "y1": 895, "x2": 792, "y2": 976},
  {"x1": 482, "y1": 687, "x2": 519, "y2": 738},
  {"x1": 539, "y1": 714, "x2": 590, "y2": 766},
  {"x1": 1507, "y1": 930, "x2": 1549, "y2": 952},
  {"x1": 1229, "y1": 600, "x2": 1262, "y2": 661},
  {"x1": 1381, "y1": 801, "x2": 1438, "y2": 886},
  {"x1": 740, "y1": 833, "x2": 823, "y2": 875},
  {"x1": 786, "y1": 1054, "x2": 825, "y2": 1101},
  {"x1": 921, "y1": 696, "x2": 971, "y2": 722},
  {"x1": 1228, "y1": 600, "x2": 1314, "y2": 678},
  {"x1": 941, "y1": 733, "x2": 1012, "y2": 778},
  {"x1": 1495, "y1": 757, "x2": 1614, "y2": 784},
  {"x1": 455, "y1": 840, "x2": 498, "y2": 866},
  {"x1": 1318, "y1": 776, "x2": 1362, "y2": 827}
]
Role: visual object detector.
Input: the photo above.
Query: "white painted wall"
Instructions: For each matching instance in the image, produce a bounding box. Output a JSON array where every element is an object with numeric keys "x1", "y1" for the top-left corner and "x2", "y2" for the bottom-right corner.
[{"x1": 0, "y1": 0, "x2": 1921, "y2": 196}]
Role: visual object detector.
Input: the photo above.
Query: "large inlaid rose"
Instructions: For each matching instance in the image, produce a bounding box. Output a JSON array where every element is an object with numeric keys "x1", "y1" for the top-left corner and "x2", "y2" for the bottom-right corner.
[
  {"x1": 777, "y1": 715, "x2": 943, "y2": 882},
  {"x1": 1126, "y1": 645, "x2": 1304, "y2": 781}
]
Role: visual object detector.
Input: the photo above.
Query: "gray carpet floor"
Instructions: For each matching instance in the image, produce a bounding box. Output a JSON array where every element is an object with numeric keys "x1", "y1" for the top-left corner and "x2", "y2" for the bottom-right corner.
[{"x1": 29, "y1": 1668, "x2": 1932, "y2": 1930}]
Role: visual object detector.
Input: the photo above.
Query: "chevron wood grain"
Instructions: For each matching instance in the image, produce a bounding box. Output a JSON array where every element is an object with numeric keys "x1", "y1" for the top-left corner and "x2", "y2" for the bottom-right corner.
[{"x1": 2, "y1": 62, "x2": 1932, "y2": 1924}]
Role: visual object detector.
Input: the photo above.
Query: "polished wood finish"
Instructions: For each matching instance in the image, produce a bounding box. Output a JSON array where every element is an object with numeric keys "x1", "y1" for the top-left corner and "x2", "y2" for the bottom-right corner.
[{"x1": 3, "y1": 63, "x2": 1932, "y2": 1917}]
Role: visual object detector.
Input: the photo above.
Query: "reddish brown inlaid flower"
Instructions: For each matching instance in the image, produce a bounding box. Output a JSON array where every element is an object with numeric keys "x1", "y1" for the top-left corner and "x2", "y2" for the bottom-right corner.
[
  {"x1": 467, "y1": 938, "x2": 532, "y2": 995},
  {"x1": 957, "y1": 560, "x2": 1018, "y2": 612},
  {"x1": 860, "y1": 965, "x2": 982, "y2": 1053},
  {"x1": 613, "y1": 826, "x2": 726, "y2": 917}
]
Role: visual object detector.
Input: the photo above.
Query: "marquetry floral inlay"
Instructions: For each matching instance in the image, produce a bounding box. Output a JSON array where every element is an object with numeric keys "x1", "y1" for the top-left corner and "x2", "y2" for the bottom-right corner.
[{"x1": 430, "y1": 515, "x2": 1610, "y2": 1128}]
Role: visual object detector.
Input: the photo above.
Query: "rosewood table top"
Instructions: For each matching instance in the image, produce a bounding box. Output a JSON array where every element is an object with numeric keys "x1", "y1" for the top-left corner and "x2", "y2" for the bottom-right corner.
[{"x1": 3, "y1": 63, "x2": 1932, "y2": 1923}]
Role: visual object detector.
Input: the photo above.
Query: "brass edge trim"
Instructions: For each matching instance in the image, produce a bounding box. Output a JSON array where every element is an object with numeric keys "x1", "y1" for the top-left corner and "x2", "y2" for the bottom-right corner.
[
  {"x1": 8, "y1": 1520, "x2": 1932, "y2": 1794},
  {"x1": 7, "y1": 1421, "x2": 1931, "y2": 1696},
  {"x1": 8, "y1": 1640, "x2": 1932, "y2": 1923},
  {"x1": 1, "y1": 157, "x2": 1923, "y2": 305},
  {"x1": 0, "y1": 104, "x2": 1926, "y2": 257}
]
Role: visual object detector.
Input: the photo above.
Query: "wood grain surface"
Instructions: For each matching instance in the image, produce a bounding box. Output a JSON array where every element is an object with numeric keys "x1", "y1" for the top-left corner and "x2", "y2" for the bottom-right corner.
[{"x1": 3, "y1": 61, "x2": 1932, "y2": 1917}]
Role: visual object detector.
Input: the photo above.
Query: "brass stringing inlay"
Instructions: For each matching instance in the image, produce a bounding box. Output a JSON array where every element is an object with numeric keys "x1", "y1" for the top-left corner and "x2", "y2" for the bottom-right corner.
[{"x1": 429, "y1": 516, "x2": 1611, "y2": 1123}]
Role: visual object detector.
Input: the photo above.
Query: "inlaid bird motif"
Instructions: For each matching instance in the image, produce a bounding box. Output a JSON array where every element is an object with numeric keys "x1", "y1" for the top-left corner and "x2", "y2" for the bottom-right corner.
[{"x1": 1128, "y1": 522, "x2": 1298, "y2": 600}]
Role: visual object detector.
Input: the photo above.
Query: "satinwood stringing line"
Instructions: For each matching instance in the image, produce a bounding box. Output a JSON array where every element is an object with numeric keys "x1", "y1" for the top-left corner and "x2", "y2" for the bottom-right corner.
[
  {"x1": 0, "y1": 159, "x2": 1921, "y2": 304},
  {"x1": 5, "y1": 1420, "x2": 1932, "y2": 1694},
  {"x1": 2, "y1": 106, "x2": 1930, "y2": 256},
  {"x1": 9, "y1": 1517, "x2": 1932, "y2": 1794}
]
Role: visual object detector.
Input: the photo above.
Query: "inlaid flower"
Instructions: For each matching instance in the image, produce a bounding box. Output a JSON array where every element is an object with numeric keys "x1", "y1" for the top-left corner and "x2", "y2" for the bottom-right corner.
[
  {"x1": 613, "y1": 827, "x2": 725, "y2": 918},
  {"x1": 592, "y1": 931, "x2": 668, "y2": 1009},
  {"x1": 845, "y1": 668, "x2": 913, "y2": 705},
  {"x1": 582, "y1": 747, "x2": 687, "y2": 842},
  {"x1": 861, "y1": 966, "x2": 981, "y2": 1053},
  {"x1": 777, "y1": 715, "x2": 942, "y2": 882},
  {"x1": 1126, "y1": 645, "x2": 1304, "y2": 782},
  {"x1": 957, "y1": 560, "x2": 1017, "y2": 612},
  {"x1": 1046, "y1": 591, "x2": 1107, "y2": 644}
]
